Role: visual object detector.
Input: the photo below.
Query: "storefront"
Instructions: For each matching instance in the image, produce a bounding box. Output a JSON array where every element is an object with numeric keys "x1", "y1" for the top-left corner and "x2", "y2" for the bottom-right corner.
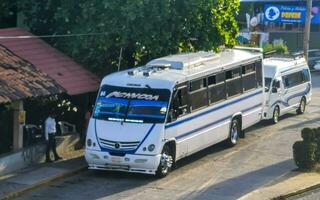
[{"x1": 238, "y1": 0, "x2": 320, "y2": 51}]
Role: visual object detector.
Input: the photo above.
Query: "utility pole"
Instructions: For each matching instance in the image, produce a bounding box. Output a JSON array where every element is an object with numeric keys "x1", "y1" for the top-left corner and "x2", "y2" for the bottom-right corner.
[{"x1": 304, "y1": 0, "x2": 312, "y2": 62}]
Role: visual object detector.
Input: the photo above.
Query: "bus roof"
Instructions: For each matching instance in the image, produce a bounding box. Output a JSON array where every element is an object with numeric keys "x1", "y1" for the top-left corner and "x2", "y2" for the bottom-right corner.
[
  {"x1": 263, "y1": 56, "x2": 307, "y2": 77},
  {"x1": 102, "y1": 48, "x2": 262, "y2": 89}
]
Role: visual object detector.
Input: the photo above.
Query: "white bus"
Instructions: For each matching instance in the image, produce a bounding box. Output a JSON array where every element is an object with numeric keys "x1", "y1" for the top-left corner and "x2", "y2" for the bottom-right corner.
[
  {"x1": 263, "y1": 55, "x2": 312, "y2": 123},
  {"x1": 85, "y1": 48, "x2": 264, "y2": 177}
]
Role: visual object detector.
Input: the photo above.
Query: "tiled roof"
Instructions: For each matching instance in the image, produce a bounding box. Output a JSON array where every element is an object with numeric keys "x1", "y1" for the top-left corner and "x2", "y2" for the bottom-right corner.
[
  {"x1": 0, "y1": 28, "x2": 100, "y2": 96},
  {"x1": 0, "y1": 45, "x2": 65, "y2": 103}
]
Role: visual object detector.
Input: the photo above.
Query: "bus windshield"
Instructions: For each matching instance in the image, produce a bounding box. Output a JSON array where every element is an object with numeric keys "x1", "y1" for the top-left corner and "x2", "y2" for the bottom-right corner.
[{"x1": 93, "y1": 85, "x2": 171, "y2": 123}]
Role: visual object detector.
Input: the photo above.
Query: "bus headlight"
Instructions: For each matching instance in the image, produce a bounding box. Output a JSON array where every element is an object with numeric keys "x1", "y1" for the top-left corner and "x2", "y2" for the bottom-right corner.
[
  {"x1": 148, "y1": 144, "x2": 155, "y2": 152},
  {"x1": 87, "y1": 139, "x2": 92, "y2": 147}
]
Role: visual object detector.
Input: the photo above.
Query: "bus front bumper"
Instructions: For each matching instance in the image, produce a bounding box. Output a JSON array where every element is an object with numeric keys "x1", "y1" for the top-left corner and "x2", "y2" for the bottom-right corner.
[{"x1": 85, "y1": 149, "x2": 161, "y2": 175}]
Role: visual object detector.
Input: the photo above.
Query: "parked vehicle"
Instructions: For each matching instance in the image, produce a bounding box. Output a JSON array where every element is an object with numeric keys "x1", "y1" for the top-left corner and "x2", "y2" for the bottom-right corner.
[
  {"x1": 85, "y1": 47, "x2": 265, "y2": 176},
  {"x1": 314, "y1": 60, "x2": 320, "y2": 71},
  {"x1": 308, "y1": 49, "x2": 320, "y2": 70},
  {"x1": 23, "y1": 124, "x2": 44, "y2": 147},
  {"x1": 263, "y1": 54, "x2": 312, "y2": 123}
]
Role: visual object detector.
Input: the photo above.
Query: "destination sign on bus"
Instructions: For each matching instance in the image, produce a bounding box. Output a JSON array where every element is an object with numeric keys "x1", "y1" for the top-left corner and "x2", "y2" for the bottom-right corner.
[{"x1": 101, "y1": 91, "x2": 160, "y2": 101}]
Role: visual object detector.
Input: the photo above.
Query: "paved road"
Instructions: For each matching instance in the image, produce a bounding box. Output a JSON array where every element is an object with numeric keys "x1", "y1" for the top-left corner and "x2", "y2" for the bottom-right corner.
[{"x1": 17, "y1": 72, "x2": 320, "y2": 200}]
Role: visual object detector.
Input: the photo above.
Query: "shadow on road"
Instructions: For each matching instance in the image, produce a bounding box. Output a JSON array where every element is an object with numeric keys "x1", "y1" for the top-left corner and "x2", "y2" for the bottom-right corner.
[{"x1": 181, "y1": 159, "x2": 295, "y2": 200}]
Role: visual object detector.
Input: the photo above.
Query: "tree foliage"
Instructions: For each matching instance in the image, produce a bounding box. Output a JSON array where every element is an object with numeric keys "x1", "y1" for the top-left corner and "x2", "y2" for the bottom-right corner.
[
  {"x1": 19, "y1": 0, "x2": 240, "y2": 76},
  {"x1": 0, "y1": 0, "x2": 17, "y2": 28}
]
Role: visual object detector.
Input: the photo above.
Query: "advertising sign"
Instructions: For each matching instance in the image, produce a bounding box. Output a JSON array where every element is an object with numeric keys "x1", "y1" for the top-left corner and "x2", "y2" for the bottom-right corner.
[{"x1": 264, "y1": 4, "x2": 320, "y2": 24}]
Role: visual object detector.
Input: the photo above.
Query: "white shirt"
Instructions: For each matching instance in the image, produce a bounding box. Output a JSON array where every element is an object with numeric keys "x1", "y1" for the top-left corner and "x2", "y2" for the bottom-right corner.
[{"x1": 45, "y1": 117, "x2": 56, "y2": 140}]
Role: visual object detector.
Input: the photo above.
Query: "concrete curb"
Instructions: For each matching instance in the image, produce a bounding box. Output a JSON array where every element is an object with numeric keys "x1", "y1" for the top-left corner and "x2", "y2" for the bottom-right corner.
[
  {"x1": 273, "y1": 182, "x2": 320, "y2": 200},
  {"x1": 0, "y1": 165, "x2": 87, "y2": 200}
]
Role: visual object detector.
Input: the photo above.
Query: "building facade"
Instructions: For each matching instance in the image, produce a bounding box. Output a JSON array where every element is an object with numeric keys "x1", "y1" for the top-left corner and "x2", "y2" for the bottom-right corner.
[{"x1": 239, "y1": 0, "x2": 320, "y2": 51}]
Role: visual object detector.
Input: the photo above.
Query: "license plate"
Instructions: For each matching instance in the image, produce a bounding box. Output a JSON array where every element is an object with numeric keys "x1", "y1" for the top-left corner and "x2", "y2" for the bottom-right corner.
[{"x1": 111, "y1": 157, "x2": 122, "y2": 164}]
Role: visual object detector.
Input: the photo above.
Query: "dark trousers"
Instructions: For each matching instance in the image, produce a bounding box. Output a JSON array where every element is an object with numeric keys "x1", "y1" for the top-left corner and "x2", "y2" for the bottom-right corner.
[{"x1": 46, "y1": 134, "x2": 59, "y2": 160}]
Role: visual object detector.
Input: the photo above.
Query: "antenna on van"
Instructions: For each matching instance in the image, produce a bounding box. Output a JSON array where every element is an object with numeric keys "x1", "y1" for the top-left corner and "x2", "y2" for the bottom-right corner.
[{"x1": 117, "y1": 47, "x2": 123, "y2": 72}]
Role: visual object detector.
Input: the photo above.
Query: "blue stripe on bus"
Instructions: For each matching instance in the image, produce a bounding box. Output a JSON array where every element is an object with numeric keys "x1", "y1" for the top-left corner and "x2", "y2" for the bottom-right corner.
[
  {"x1": 134, "y1": 123, "x2": 156, "y2": 153},
  {"x1": 175, "y1": 103, "x2": 262, "y2": 141},
  {"x1": 165, "y1": 89, "x2": 263, "y2": 129},
  {"x1": 270, "y1": 83, "x2": 311, "y2": 108}
]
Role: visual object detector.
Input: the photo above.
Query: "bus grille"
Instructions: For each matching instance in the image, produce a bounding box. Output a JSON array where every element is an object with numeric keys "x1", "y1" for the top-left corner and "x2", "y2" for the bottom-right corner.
[{"x1": 98, "y1": 138, "x2": 140, "y2": 150}]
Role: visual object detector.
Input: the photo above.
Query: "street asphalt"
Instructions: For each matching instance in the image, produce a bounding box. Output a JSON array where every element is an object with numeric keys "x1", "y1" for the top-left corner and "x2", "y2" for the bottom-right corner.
[{"x1": 16, "y1": 71, "x2": 320, "y2": 200}]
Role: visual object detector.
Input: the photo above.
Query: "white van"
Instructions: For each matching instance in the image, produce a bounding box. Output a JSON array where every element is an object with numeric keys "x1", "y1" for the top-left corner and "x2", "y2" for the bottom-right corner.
[
  {"x1": 85, "y1": 48, "x2": 265, "y2": 177},
  {"x1": 263, "y1": 55, "x2": 312, "y2": 123}
]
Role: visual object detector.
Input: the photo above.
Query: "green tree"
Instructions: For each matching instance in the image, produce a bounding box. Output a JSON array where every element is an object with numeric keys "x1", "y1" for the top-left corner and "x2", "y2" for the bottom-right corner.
[
  {"x1": 0, "y1": 0, "x2": 17, "y2": 28},
  {"x1": 19, "y1": 0, "x2": 240, "y2": 76}
]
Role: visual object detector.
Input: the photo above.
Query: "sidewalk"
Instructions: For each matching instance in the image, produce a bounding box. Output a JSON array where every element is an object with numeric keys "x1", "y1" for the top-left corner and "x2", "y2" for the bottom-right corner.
[
  {"x1": 0, "y1": 150, "x2": 87, "y2": 200},
  {"x1": 239, "y1": 170, "x2": 320, "y2": 200}
]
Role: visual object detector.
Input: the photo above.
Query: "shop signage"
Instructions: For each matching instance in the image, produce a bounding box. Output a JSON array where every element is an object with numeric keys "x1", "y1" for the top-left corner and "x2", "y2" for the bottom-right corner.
[{"x1": 264, "y1": 4, "x2": 320, "y2": 24}]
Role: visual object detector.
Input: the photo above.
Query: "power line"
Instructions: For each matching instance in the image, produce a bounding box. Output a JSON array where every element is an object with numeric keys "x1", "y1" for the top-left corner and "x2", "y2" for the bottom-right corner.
[{"x1": 0, "y1": 32, "x2": 107, "y2": 39}]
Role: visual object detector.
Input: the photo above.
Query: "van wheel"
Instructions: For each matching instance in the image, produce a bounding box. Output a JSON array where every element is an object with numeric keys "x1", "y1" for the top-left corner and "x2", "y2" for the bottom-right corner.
[
  {"x1": 227, "y1": 119, "x2": 240, "y2": 147},
  {"x1": 272, "y1": 106, "x2": 280, "y2": 124},
  {"x1": 297, "y1": 97, "x2": 306, "y2": 114},
  {"x1": 156, "y1": 145, "x2": 173, "y2": 178}
]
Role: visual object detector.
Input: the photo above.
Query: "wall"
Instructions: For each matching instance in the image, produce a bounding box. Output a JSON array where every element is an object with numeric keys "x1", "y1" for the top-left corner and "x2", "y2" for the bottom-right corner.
[
  {"x1": 0, "y1": 133, "x2": 80, "y2": 177},
  {"x1": 269, "y1": 32, "x2": 320, "y2": 52}
]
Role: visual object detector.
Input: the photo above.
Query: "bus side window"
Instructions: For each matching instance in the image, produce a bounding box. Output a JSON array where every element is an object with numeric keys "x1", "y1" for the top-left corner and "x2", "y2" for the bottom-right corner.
[
  {"x1": 242, "y1": 63, "x2": 257, "y2": 92},
  {"x1": 255, "y1": 60, "x2": 263, "y2": 87},
  {"x1": 226, "y1": 67, "x2": 242, "y2": 97},
  {"x1": 283, "y1": 76, "x2": 289, "y2": 88},
  {"x1": 168, "y1": 86, "x2": 189, "y2": 122}
]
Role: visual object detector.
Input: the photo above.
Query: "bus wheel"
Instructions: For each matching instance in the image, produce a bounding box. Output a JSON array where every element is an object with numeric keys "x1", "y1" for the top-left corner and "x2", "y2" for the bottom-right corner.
[
  {"x1": 297, "y1": 97, "x2": 306, "y2": 114},
  {"x1": 156, "y1": 145, "x2": 173, "y2": 178},
  {"x1": 272, "y1": 106, "x2": 280, "y2": 124},
  {"x1": 227, "y1": 119, "x2": 240, "y2": 147}
]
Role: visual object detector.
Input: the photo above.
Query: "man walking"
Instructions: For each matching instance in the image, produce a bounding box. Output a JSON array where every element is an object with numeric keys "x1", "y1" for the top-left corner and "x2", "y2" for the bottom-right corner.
[{"x1": 45, "y1": 112, "x2": 62, "y2": 162}]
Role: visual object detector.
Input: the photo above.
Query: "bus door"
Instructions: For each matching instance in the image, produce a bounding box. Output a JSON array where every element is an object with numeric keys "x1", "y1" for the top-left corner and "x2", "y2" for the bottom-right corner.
[
  {"x1": 165, "y1": 85, "x2": 189, "y2": 159},
  {"x1": 269, "y1": 77, "x2": 282, "y2": 109}
]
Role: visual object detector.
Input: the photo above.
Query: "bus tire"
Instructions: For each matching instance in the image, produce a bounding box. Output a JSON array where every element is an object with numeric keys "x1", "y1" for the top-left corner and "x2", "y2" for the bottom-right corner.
[
  {"x1": 227, "y1": 118, "x2": 240, "y2": 147},
  {"x1": 272, "y1": 106, "x2": 280, "y2": 124},
  {"x1": 156, "y1": 145, "x2": 173, "y2": 178},
  {"x1": 296, "y1": 97, "x2": 306, "y2": 115}
]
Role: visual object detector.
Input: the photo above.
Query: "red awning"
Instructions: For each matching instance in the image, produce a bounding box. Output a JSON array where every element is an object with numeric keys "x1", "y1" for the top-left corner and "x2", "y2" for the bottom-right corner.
[{"x1": 0, "y1": 28, "x2": 101, "y2": 96}]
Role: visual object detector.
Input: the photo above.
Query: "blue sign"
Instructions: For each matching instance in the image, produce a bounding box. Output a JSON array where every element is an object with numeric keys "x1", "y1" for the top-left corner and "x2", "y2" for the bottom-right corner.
[{"x1": 264, "y1": 4, "x2": 320, "y2": 24}]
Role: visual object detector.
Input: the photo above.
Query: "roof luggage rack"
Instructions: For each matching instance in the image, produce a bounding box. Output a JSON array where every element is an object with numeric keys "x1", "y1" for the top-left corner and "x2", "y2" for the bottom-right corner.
[
  {"x1": 264, "y1": 51, "x2": 305, "y2": 60},
  {"x1": 233, "y1": 46, "x2": 263, "y2": 53}
]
